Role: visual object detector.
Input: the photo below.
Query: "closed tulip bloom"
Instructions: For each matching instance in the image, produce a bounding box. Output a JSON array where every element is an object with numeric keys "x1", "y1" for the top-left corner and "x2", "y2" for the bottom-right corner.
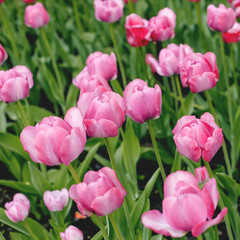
[
  {"x1": 125, "y1": 14, "x2": 152, "y2": 47},
  {"x1": 72, "y1": 67, "x2": 90, "y2": 89},
  {"x1": 207, "y1": 4, "x2": 235, "y2": 32},
  {"x1": 20, "y1": 107, "x2": 86, "y2": 166},
  {"x1": 123, "y1": 79, "x2": 162, "y2": 124},
  {"x1": 5, "y1": 193, "x2": 30, "y2": 223},
  {"x1": 22, "y1": 0, "x2": 35, "y2": 3},
  {"x1": 179, "y1": 52, "x2": 219, "y2": 93},
  {"x1": 0, "y1": 65, "x2": 33, "y2": 103},
  {"x1": 43, "y1": 188, "x2": 69, "y2": 212},
  {"x1": 172, "y1": 112, "x2": 223, "y2": 162},
  {"x1": 60, "y1": 226, "x2": 83, "y2": 240},
  {"x1": 142, "y1": 170, "x2": 227, "y2": 237},
  {"x1": 94, "y1": 0, "x2": 124, "y2": 23},
  {"x1": 24, "y1": 2, "x2": 50, "y2": 28},
  {"x1": 222, "y1": 22, "x2": 240, "y2": 43},
  {"x1": 195, "y1": 167, "x2": 210, "y2": 183},
  {"x1": 69, "y1": 167, "x2": 127, "y2": 217},
  {"x1": 0, "y1": 44, "x2": 8, "y2": 65},
  {"x1": 86, "y1": 52, "x2": 117, "y2": 81}
]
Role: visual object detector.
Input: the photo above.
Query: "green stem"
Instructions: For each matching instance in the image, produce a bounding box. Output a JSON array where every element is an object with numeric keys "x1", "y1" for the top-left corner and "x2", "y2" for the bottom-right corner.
[
  {"x1": 127, "y1": 0, "x2": 134, "y2": 13},
  {"x1": 109, "y1": 23, "x2": 127, "y2": 88},
  {"x1": 16, "y1": 101, "x2": 29, "y2": 127},
  {"x1": 219, "y1": 33, "x2": 233, "y2": 128},
  {"x1": 171, "y1": 149, "x2": 181, "y2": 173},
  {"x1": 39, "y1": 27, "x2": 64, "y2": 100},
  {"x1": 108, "y1": 214, "x2": 124, "y2": 240},
  {"x1": 67, "y1": 163, "x2": 81, "y2": 184},
  {"x1": 92, "y1": 215, "x2": 109, "y2": 240},
  {"x1": 175, "y1": 74, "x2": 186, "y2": 114},
  {"x1": 197, "y1": 234, "x2": 203, "y2": 240},
  {"x1": 22, "y1": 221, "x2": 38, "y2": 240},
  {"x1": 230, "y1": 43, "x2": 239, "y2": 103},
  {"x1": 147, "y1": 120, "x2": 166, "y2": 180},
  {"x1": 140, "y1": 47, "x2": 148, "y2": 81},
  {"x1": 204, "y1": 161, "x2": 213, "y2": 178},
  {"x1": 204, "y1": 91, "x2": 232, "y2": 178},
  {"x1": 104, "y1": 138, "x2": 117, "y2": 173},
  {"x1": 170, "y1": 75, "x2": 178, "y2": 112},
  {"x1": 72, "y1": 0, "x2": 84, "y2": 33}
]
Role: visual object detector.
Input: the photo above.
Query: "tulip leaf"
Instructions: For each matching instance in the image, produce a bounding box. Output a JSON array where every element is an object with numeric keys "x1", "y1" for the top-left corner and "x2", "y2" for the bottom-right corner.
[
  {"x1": 142, "y1": 199, "x2": 151, "y2": 240},
  {"x1": 0, "y1": 232, "x2": 6, "y2": 240},
  {"x1": 178, "y1": 92, "x2": 195, "y2": 118},
  {"x1": 91, "y1": 230, "x2": 103, "y2": 240},
  {"x1": 9, "y1": 232, "x2": 30, "y2": 240},
  {"x1": 0, "y1": 102, "x2": 7, "y2": 132},
  {"x1": 65, "y1": 84, "x2": 80, "y2": 110},
  {"x1": 151, "y1": 235, "x2": 163, "y2": 240}
]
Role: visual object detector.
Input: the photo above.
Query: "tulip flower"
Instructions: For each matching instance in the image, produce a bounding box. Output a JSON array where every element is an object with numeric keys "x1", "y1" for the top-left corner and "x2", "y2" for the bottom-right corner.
[
  {"x1": 179, "y1": 52, "x2": 219, "y2": 93},
  {"x1": 20, "y1": 107, "x2": 86, "y2": 166},
  {"x1": 69, "y1": 167, "x2": 127, "y2": 217},
  {"x1": 94, "y1": 0, "x2": 124, "y2": 23},
  {"x1": 22, "y1": 0, "x2": 35, "y2": 3},
  {"x1": 222, "y1": 22, "x2": 240, "y2": 43},
  {"x1": 72, "y1": 67, "x2": 90, "y2": 89},
  {"x1": 142, "y1": 170, "x2": 227, "y2": 237},
  {"x1": 207, "y1": 4, "x2": 235, "y2": 32},
  {"x1": 43, "y1": 188, "x2": 69, "y2": 212},
  {"x1": 0, "y1": 0, "x2": 5, "y2": 3},
  {"x1": 60, "y1": 226, "x2": 83, "y2": 240},
  {"x1": 5, "y1": 193, "x2": 30, "y2": 222},
  {"x1": 172, "y1": 112, "x2": 223, "y2": 162},
  {"x1": 189, "y1": 0, "x2": 200, "y2": 2},
  {"x1": 123, "y1": 79, "x2": 162, "y2": 124},
  {"x1": 124, "y1": 0, "x2": 138, "y2": 2},
  {"x1": 24, "y1": 2, "x2": 50, "y2": 28},
  {"x1": 230, "y1": 0, "x2": 240, "y2": 18},
  {"x1": 125, "y1": 14, "x2": 152, "y2": 47},
  {"x1": 195, "y1": 166, "x2": 210, "y2": 183},
  {"x1": 0, "y1": 65, "x2": 33, "y2": 103},
  {"x1": 0, "y1": 44, "x2": 8, "y2": 65}
]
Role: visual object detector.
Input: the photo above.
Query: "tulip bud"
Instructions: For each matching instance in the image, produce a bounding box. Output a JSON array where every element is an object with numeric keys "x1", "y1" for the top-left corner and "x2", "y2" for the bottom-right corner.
[
  {"x1": 60, "y1": 226, "x2": 83, "y2": 240},
  {"x1": 0, "y1": 44, "x2": 8, "y2": 65}
]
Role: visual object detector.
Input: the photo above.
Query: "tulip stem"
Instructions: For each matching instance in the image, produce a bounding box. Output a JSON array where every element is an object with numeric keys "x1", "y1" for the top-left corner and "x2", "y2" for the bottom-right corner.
[
  {"x1": 204, "y1": 91, "x2": 232, "y2": 178},
  {"x1": 104, "y1": 138, "x2": 117, "y2": 173},
  {"x1": 175, "y1": 74, "x2": 186, "y2": 115},
  {"x1": 67, "y1": 163, "x2": 81, "y2": 184},
  {"x1": 147, "y1": 120, "x2": 166, "y2": 181},
  {"x1": 92, "y1": 215, "x2": 109, "y2": 240},
  {"x1": 23, "y1": 221, "x2": 38, "y2": 240},
  {"x1": 108, "y1": 214, "x2": 124, "y2": 240},
  {"x1": 17, "y1": 101, "x2": 29, "y2": 127},
  {"x1": 171, "y1": 149, "x2": 181, "y2": 173},
  {"x1": 197, "y1": 234, "x2": 203, "y2": 240},
  {"x1": 203, "y1": 161, "x2": 213, "y2": 178},
  {"x1": 170, "y1": 75, "x2": 178, "y2": 112},
  {"x1": 109, "y1": 23, "x2": 127, "y2": 88},
  {"x1": 72, "y1": 0, "x2": 84, "y2": 33},
  {"x1": 127, "y1": 0, "x2": 134, "y2": 13}
]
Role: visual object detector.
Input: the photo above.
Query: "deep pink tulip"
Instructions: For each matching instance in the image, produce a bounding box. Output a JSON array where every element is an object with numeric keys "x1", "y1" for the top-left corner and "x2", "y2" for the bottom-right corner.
[
  {"x1": 179, "y1": 52, "x2": 219, "y2": 93},
  {"x1": 22, "y1": 0, "x2": 35, "y2": 3},
  {"x1": 82, "y1": 91, "x2": 126, "y2": 138},
  {"x1": 148, "y1": 8, "x2": 176, "y2": 42},
  {"x1": 142, "y1": 170, "x2": 227, "y2": 237},
  {"x1": 0, "y1": 65, "x2": 33, "y2": 103},
  {"x1": 189, "y1": 0, "x2": 200, "y2": 2},
  {"x1": 125, "y1": 14, "x2": 152, "y2": 47},
  {"x1": 69, "y1": 167, "x2": 127, "y2": 217},
  {"x1": 207, "y1": 4, "x2": 235, "y2": 32},
  {"x1": 94, "y1": 0, "x2": 124, "y2": 23},
  {"x1": 43, "y1": 188, "x2": 69, "y2": 212},
  {"x1": 0, "y1": 0, "x2": 5, "y2": 3},
  {"x1": 0, "y1": 44, "x2": 8, "y2": 65},
  {"x1": 222, "y1": 22, "x2": 240, "y2": 43},
  {"x1": 5, "y1": 193, "x2": 30, "y2": 223},
  {"x1": 24, "y1": 2, "x2": 50, "y2": 28},
  {"x1": 231, "y1": 0, "x2": 240, "y2": 18},
  {"x1": 123, "y1": 79, "x2": 162, "y2": 124},
  {"x1": 60, "y1": 226, "x2": 83, "y2": 240},
  {"x1": 20, "y1": 107, "x2": 86, "y2": 166},
  {"x1": 195, "y1": 167, "x2": 210, "y2": 183},
  {"x1": 86, "y1": 52, "x2": 117, "y2": 81},
  {"x1": 124, "y1": 0, "x2": 138, "y2": 3},
  {"x1": 172, "y1": 113, "x2": 223, "y2": 162}
]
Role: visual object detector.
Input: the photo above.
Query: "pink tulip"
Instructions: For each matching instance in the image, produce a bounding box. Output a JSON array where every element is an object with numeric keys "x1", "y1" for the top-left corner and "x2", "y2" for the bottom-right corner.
[
  {"x1": 142, "y1": 170, "x2": 227, "y2": 237},
  {"x1": 72, "y1": 67, "x2": 90, "y2": 89},
  {"x1": 83, "y1": 91, "x2": 126, "y2": 138},
  {"x1": 60, "y1": 226, "x2": 83, "y2": 240},
  {"x1": 189, "y1": 0, "x2": 200, "y2": 2},
  {"x1": 195, "y1": 167, "x2": 210, "y2": 183},
  {"x1": 22, "y1": 0, "x2": 35, "y2": 3},
  {"x1": 231, "y1": 0, "x2": 240, "y2": 18},
  {"x1": 24, "y1": 2, "x2": 50, "y2": 29},
  {"x1": 0, "y1": 65, "x2": 33, "y2": 103},
  {"x1": 69, "y1": 167, "x2": 127, "y2": 217},
  {"x1": 94, "y1": 0, "x2": 124, "y2": 23},
  {"x1": 43, "y1": 188, "x2": 69, "y2": 212},
  {"x1": 124, "y1": 0, "x2": 138, "y2": 3},
  {"x1": 179, "y1": 52, "x2": 219, "y2": 93},
  {"x1": 86, "y1": 52, "x2": 117, "y2": 81},
  {"x1": 0, "y1": 0, "x2": 5, "y2": 3},
  {"x1": 123, "y1": 79, "x2": 162, "y2": 124},
  {"x1": 0, "y1": 44, "x2": 8, "y2": 65},
  {"x1": 125, "y1": 14, "x2": 152, "y2": 47},
  {"x1": 20, "y1": 107, "x2": 86, "y2": 166},
  {"x1": 148, "y1": 8, "x2": 176, "y2": 42},
  {"x1": 222, "y1": 22, "x2": 240, "y2": 43},
  {"x1": 172, "y1": 112, "x2": 223, "y2": 162},
  {"x1": 207, "y1": 4, "x2": 235, "y2": 32},
  {"x1": 5, "y1": 193, "x2": 30, "y2": 223}
]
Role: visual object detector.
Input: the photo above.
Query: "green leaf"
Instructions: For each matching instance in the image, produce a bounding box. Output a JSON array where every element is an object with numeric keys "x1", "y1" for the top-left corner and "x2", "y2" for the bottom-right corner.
[
  {"x1": 9, "y1": 232, "x2": 30, "y2": 240},
  {"x1": 0, "y1": 232, "x2": 6, "y2": 240},
  {"x1": 0, "y1": 102, "x2": 7, "y2": 132},
  {"x1": 65, "y1": 84, "x2": 79, "y2": 110},
  {"x1": 178, "y1": 92, "x2": 195, "y2": 118}
]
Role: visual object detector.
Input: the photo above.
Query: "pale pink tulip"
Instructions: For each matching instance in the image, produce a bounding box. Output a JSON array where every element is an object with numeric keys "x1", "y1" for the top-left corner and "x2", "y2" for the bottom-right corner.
[
  {"x1": 222, "y1": 22, "x2": 240, "y2": 43},
  {"x1": 195, "y1": 167, "x2": 210, "y2": 183},
  {"x1": 69, "y1": 167, "x2": 127, "y2": 217},
  {"x1": 72, "y1": 67, "x2": 90, "y2": 89},
  {"x1": 179, "y1": 52, "x2": 219, "y2": 93},
  {"x1": 94, "y1": 0, "x2": 124, "y2": 23},
  {"x1": 231, "y1": 0, "x2": 240, "y2": 18},
  {"x1": 207, "y1": 4, "x2": 235, "y2": 32},
  {"x1": 24, "y1": 2, "x2": 50, "y2": 28},
  {"x1": 172, "y1": 112, "x2": 223, "y2": 162},
  {"x1": 43, "y1": 188, "x2": 69, "y2": 212},
  {"x1": 20, "y1": 107, "x2": 86, "y2": 166},
  {"x1": 142, "y1": 170, "x2": 227, "y2": 237},
  {"x1": 0, "y1": 44, "x2": 8, "y2": 65},
  {"x1": 123, "y1": 79, "x2": 162, "y2": 124},
  {"x1": 60, "y1": 226, "x2": 83, "y2": 240},
  {"x1": 5, "y1": 193, "x2": 30, "y2": 222}
]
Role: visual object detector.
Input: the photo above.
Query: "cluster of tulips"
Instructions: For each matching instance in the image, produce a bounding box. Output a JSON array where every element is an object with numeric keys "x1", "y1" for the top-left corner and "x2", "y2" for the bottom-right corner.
[{"x1": 0, "y1": 0, "x2": 239, "y2": 239}]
